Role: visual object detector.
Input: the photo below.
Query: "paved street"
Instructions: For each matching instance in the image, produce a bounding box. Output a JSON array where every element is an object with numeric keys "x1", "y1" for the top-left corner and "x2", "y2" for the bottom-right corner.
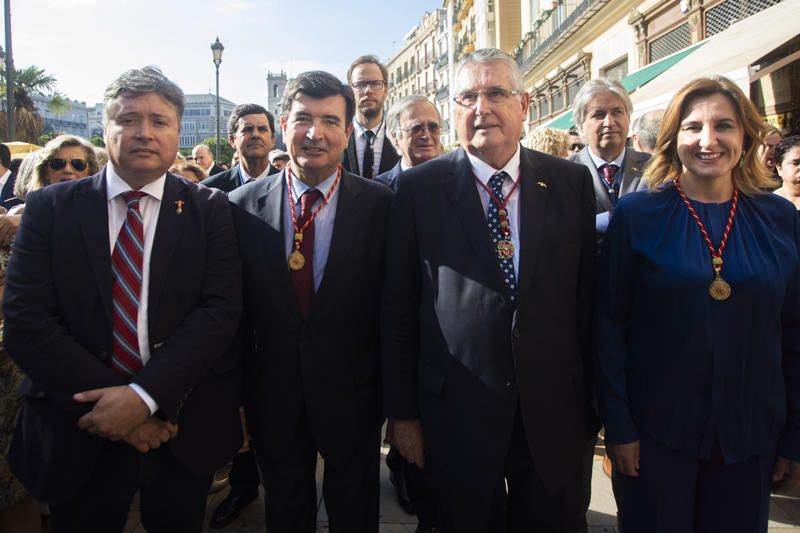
[{"x1": 121, "y1": 445, "x2": 800, "y2": 532}]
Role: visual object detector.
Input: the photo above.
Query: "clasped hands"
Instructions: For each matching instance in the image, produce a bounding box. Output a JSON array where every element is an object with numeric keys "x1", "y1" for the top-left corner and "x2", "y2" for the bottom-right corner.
[
  {"x1": 74, "y1": 385, "x2": 178, "y2": 453},
  {"x1": 608, "y1": 440, "x2": 800, "y2": 494}
]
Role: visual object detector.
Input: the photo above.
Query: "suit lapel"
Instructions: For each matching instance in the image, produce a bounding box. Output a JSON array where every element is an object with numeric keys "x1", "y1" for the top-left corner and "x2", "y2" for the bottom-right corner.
[
  {"x1": 77, "y1": 172, "x2": 113, "y2": 326},
  {"x1": 619, "y1": 149, "x2": 646, "y2": 195},
  {"x1": 444, "y1": 149, "x2": 508, "y2": 297},
  {"x1": 346, "y1": 135, "x2": 359, "y2": 174},
  {"x1": 257, "y1": 172, "x2": 299, "y2": 312},
  {"x1": 579, "y1": 148, "x2": 613, "y2": 213},
  {"x1": 379, "y1": 136, "x2": 398, "y2": 174},
  {"x1": 148, "y1": 174, "x2": 187, "y2": 321},
  {"x1": 517, "y1": 149, "x2": 549, "y2": 302},
  {"x1": 311, "y1": 173, "x2": 362, "y2": 310}
]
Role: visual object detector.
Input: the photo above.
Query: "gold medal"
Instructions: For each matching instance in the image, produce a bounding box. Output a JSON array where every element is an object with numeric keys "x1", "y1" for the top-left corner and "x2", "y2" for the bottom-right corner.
[
  {"x1": 288, "y1": 250, "x2": 306, "y2": 271},
  {"x1": 496, "y1": 238, "x2": 515, "y2": 260},
  {"x1": 708, "y1": 273, "x2": 731, "y2": 301}
]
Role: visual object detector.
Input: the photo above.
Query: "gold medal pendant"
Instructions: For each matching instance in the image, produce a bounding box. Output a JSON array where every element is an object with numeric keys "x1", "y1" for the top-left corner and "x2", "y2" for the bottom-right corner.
[
  {"x1": 708, "y1": 273, "x2": 731, "y2": 301},
  {"x1": 496, "y1": 238, "x2": 515, "y2": 260},
  {"x1": 288, "y1": 250, "x2": 306, "y2": 271}
]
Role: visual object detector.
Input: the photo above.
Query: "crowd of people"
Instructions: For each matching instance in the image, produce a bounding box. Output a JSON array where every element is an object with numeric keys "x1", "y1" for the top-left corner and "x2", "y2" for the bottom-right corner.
[{"x1": 0, "y1": 46, "x2": 798, "y2": 533}]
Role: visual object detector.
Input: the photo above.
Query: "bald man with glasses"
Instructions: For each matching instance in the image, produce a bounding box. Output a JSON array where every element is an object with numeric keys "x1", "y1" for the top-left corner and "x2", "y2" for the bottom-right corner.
[{"x1": 342, "y1": 55, "x2": 399, "y2": 179}]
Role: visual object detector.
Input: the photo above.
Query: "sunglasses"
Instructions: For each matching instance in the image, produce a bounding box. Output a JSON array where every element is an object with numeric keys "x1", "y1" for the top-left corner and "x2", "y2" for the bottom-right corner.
[
  {"x1": 570, "y1": 143, "x2": 585, "y2": 151},
  {"x1": 48, "y1": 158, "x2": 89, "y2": 172}
]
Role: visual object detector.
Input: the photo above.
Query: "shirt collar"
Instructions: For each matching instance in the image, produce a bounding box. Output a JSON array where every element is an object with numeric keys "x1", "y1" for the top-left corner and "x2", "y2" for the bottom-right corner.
[
  {"x1": 289, "y1": 167, "x2": 339, "y2": 203},
  {"x1": 588, "y1": 146, "x2": 626, "y2": 169},
  {"x1": 465, "y1": 144, "x2": 522, "y2": 187},
  {"x1": 106, "y1": 163, "x2": 166, "y2": 202},
  {"x1": 239, "y1": 163, "x2": 271, "y2": 183},
  {"x1": 353, "y1": 118, "x2": 383, "y2": 139}
]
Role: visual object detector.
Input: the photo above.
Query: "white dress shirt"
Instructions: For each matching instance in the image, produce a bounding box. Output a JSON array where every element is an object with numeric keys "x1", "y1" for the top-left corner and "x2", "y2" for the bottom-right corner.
[
  {"x1": 106, "y1": 164, "x2": 165, "y2": 414},
  {"x1": 588, "y1": 146, "x2": 626, "y2": 173},
  {"x1": 353, "y1": 119, "x2": 386, "y2": 177},
  {"x1": 239, "y1": 163, "x2": 271, "y2": 184},
  {"x1": 467, "y1": 144, "x2": 522, "y2": 276},
  {"x1": 283, "y1": 169, "x2": 341, "y2": 291}
]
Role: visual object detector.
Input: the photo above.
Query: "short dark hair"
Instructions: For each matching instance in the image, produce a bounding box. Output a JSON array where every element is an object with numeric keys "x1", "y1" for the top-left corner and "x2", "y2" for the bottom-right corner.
[
  {"x1": 227, "y1": 103, "x2": 274, "y2": 136},
  {"x1": 346, "y1": 55, "x2": 388, "y2": 84},
  {"x1": 281, "y1": 71, "x2": 355, "y2": 125},
  {"x1": 0, "y1": 143, "x2": 10, "y2": 168},
  {"x1": 775, "y1": 135, "x2": 800, "y2": 167}
]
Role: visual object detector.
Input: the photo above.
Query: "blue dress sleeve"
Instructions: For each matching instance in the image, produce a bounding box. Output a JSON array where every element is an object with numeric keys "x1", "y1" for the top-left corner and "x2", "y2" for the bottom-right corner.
[{"x1": 594, "y1": 198, "x2": 639, "y2": 444}]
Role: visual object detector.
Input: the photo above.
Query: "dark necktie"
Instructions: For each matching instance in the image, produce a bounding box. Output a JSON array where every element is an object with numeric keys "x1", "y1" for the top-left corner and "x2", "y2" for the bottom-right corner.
[
  {"x1": 487, "y1": 172, "x2": 518, "y2": 303},
  {"x1": 600, "y1": 163, "x2": 620, "y2": 203},
  {"x1": 291, "y1": 189, "x2": 322, "y2": 318},
  {"x1": 362, "y1": 130, "x2": 375, "y2": 179},
  {"x1": 111, "y1": 191, "x2": 146, "y2": 380}
]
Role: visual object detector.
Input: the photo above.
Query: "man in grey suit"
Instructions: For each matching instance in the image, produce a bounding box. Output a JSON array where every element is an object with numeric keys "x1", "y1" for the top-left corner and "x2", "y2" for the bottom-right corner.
[{"x1": 568, "y1": 78, "x2": 649, "y2": 237}]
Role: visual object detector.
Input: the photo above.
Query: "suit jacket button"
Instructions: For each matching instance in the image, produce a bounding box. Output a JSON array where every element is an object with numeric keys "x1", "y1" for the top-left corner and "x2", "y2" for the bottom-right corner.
[{"x1": 512, "y1": 328, "x2": 520, "y2": 339}]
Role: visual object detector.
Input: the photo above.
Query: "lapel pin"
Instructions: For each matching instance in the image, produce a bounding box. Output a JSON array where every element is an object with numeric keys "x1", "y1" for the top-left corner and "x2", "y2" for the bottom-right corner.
[
  {"x1": 537, "y1": 181, "x2": 548, "y2": 188},
  {"x1": 175, "y1": 200, "x2": 184, "y2": 214}
]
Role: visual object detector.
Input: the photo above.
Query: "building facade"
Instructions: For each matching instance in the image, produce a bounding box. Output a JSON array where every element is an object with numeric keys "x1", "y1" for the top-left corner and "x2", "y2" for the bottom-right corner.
[
  {"x1": 31, "y1": 94, "x2": 89, "y2": 139},
  {"x1": 179, "y1": 93, "x2": 236, "y2": 150}
]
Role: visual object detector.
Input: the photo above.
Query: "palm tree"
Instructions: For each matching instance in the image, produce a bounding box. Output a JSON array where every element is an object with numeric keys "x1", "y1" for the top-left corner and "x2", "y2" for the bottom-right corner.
[{"x1": 1, "y1": 65, "x2": 68, "y2": 142}]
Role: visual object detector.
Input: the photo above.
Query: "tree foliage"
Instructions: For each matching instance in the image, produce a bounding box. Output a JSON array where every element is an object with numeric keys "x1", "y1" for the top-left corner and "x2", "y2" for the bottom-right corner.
[
  {"x1": 200, "y1": 136, "x2": 235, "y2": 166},
  {"x1": 0, "y1": 65, "x2": 66, "y2": 142}
]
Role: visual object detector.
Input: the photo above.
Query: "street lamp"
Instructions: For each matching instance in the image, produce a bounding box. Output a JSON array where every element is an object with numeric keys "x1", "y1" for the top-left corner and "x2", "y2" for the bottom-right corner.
[
  {"x1": 210, "y1": 36, "x2": 224, "y2": 162},
  {"x1": 3, "y1": 0, "x2": 15, "y2": 141}
]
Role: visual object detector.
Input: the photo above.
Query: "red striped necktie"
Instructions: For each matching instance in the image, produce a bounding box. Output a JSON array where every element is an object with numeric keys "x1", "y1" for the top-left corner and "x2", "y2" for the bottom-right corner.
[{"x1": 110, "y1": 191, "x2": 146, "y2": 380}]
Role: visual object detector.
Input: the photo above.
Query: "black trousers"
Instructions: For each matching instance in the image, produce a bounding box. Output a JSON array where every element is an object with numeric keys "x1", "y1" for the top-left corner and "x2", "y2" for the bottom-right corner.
[
  {"x1": 228, "y1": 447, "x2": 260, "y2": 495},
  {"x1": 49, "y1": 441, "x2": 212, "y2": 533},
  {"x1": 434, "y1": 410, "x2": 594, "y2": 533},
  {"x1": 612, "y1": 431, "x2": 773, "y2": 533},
  {"x1": 253, "y1": 409, "x2": 381, "y2": 533}
]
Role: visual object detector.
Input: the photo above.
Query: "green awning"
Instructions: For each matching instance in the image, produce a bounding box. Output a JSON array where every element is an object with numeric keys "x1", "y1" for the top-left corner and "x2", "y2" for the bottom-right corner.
[{"x1": 543, "y1": 42, "x2": 706, "y2": 130}]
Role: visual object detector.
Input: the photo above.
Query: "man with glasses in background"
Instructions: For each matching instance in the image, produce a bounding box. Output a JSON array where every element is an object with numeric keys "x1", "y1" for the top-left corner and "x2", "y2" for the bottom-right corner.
[
  {"x1": 342, "y1": 55, "x2": 399, "y2": 178},
  {"x1": 382, "y1": 49, "x2": 598, "y2": 532}
]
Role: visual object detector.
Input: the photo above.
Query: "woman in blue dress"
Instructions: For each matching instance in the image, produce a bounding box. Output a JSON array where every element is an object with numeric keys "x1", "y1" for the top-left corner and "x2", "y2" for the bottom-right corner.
[{"x1": 595, "y1": 76, "x2": 800, "y2": 532}]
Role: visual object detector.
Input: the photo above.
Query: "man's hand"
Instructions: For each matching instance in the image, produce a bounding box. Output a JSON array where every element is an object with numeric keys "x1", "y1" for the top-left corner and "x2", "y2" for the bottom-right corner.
[
  {"x1": 608, "y1": 441, "x2": 640, "y2": 477},
  {"x1": 388, "y1": 418, "x2": 425, "y2": 468},
  {"x1": 773, "y1": 456, "x2": 800, "y2": 494},
  {"x1": 74, "y1": 386, "x2": 150, "y2": 440},
  {"x1": 123, "y1": 417, "x2": 178, "y2": 453},
  {"x1": 0, "y1": 214, "x2": 21, "y2": 247}
]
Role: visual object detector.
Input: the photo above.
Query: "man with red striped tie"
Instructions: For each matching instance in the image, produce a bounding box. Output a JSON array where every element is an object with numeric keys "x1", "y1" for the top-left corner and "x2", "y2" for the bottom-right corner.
[{"x1": 2, "y1": 66, "x2": 242, "y2": 532}]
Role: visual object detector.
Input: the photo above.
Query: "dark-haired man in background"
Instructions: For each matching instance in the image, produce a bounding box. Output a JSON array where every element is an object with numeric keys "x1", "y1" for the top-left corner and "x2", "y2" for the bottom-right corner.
[
  {"x1": 342, "y1": 55, "x2": 399, "y2": 178},
  {"x1": 202, "y1": 103, "x2": 279, "y2": 194},
  {"x1": 230, "y1": 70, "x2": 392, "y2": 532}
]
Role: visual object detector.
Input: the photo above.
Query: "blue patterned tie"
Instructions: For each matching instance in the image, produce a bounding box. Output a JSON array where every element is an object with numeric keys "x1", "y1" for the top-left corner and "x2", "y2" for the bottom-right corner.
[{"x1": 487, "y1": 172, "x2": 517, "y2": 302}]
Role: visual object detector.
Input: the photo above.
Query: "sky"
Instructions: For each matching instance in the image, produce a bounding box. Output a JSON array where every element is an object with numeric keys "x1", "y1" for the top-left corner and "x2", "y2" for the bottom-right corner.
[{"x1": 3, "y1": 0, "x2": 442, "y2": 106}]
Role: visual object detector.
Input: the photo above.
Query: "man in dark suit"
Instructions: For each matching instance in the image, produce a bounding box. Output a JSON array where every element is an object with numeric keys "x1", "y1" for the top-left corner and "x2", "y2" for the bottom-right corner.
[
  {"x1": 193, "y1": 143, "x2": 226, "y2": 177},
  {"x1": 202, "y1": 103, "x2": 280, "y2": 195},
  {"x1": 383, "y1": 49, "x2": 599, "y2": 532},
  {"x1": 229, "y1": 70, "x2": 392, "y2": 532},
  {"x1": 3, "y1": 66, "x2": 242, "y2": 533},
  {"x1": 567, "y1": 78, "x2": 650, "y2": 237},
  {"x1": 342, "y1": 55, "x2": 400, "y2": 178}
]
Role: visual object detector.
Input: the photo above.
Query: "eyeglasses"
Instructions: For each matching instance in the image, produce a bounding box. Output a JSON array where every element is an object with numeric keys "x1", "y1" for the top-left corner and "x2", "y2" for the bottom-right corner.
[
  {"x1": 351, "y1": 80, "x2": 387, "y2": 92},
  {"x1": 400, "y1": 122, "x2": 441, "y2": 136},
  {"x1": 453, "y1": 88, "x2": 521, "y2": 107},
  {"x1": 47, "y1": 158, "x2": 88, "y2": 172},
  {"x1": 570, "y1": 143, "x2": 585, "y2": 151}
]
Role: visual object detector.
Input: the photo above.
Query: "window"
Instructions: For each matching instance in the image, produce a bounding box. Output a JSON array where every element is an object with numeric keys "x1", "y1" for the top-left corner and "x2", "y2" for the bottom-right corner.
[
  {"x1": 602, "y1": 56, "x2": 628, "y2": 82},
  {"x1": 649, "y1": 24, "x2": 690, "y2": 62}
]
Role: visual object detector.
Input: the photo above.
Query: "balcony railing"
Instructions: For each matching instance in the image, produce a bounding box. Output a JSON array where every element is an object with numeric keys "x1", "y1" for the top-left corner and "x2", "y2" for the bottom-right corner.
[{"x1": 514, "y1": 0, "x2": 607, "y2": 74}]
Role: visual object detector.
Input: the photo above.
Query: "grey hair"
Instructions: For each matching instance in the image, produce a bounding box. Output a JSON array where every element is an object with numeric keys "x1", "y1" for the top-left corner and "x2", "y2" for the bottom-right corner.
[
  {"x1": 13, "y1": 150, "x2": 41, "y2": 201},
  {"x1": 103, "y1": 66, "x2": 185, "y2": 125},
  {"x1": 386, "y1": 95, "x2": 441, "y2": 150},
  {"x1": 632, "y1": 109, "x2": 664, "y2": 152},
  {"x1": 572, "y1": 78, "x2": 633, "y2": 132},
  {"x1": 455, "y1": 48, "x2": 523, "y2": 92}
]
